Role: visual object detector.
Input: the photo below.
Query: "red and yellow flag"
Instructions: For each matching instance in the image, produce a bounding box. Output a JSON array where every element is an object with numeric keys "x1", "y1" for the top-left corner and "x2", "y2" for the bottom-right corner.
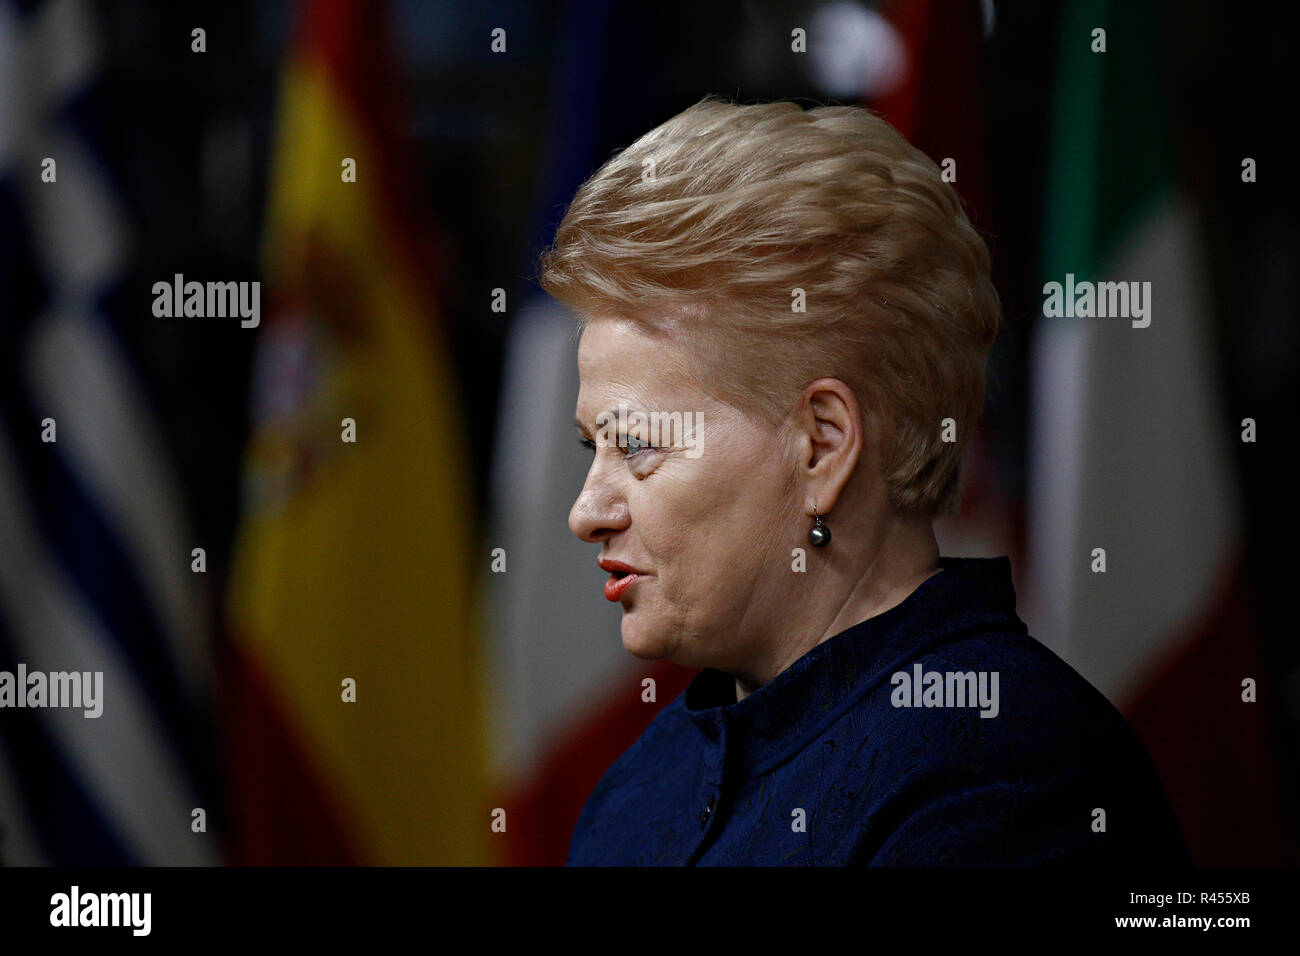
[{"x1": 222, "y1": 0, "x2": 490, "y2": 865}]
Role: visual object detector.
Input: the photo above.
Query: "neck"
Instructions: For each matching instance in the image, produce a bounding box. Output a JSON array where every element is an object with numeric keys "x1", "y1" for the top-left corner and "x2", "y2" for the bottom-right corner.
[{"x1": 733, "y1": 512, "x2": 940, "y2": 702}]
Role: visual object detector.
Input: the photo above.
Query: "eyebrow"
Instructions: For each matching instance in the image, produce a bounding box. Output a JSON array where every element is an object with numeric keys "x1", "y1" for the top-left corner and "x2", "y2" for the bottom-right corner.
[{"x1": 574, "y1": 409, "x2": 625, "y2": 434}]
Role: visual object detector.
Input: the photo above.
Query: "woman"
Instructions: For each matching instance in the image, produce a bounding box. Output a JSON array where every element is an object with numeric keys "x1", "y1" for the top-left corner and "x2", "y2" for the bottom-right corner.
[{"x1": 539, "y1": 98, "x2": 1188, "y2": 865}]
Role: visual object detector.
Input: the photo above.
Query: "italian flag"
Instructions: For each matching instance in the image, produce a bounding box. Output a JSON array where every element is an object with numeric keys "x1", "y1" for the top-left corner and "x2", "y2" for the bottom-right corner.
[{"x1": 1027, "y1": 0, "x2": 1288, "y2": 862}]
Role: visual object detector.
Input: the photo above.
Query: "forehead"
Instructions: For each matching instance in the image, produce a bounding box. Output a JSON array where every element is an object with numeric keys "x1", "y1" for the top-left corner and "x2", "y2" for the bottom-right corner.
[{"x1": 575, "y1": 316, "x2": 700, "y2": 409}]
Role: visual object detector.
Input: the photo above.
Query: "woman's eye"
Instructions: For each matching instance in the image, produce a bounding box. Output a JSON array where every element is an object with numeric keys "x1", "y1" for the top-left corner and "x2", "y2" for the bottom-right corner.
[
  {"x1": 622, "y1": 436, "x2": 651, "y2": 457},
  {"x1": 577, "y1": 434, "x2": 654, "y2": 461}
]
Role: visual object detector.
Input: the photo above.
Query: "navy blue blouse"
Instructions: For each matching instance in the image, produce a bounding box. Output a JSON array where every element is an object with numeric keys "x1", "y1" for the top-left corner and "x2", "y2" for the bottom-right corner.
[{"x1": 566, "y1": 556, "x2": 1191, "y2": 865}]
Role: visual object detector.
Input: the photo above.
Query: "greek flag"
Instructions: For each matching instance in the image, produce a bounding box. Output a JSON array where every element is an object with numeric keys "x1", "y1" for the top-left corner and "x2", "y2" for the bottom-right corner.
[{"x1": 0, "y1": 0, "x2": 216, "y2": 865}]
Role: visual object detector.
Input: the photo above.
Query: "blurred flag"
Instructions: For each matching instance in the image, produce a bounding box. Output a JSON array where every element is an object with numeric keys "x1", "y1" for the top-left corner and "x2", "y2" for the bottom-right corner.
[
  {"x1": 870, "y1": 0, "x2": 1021, "y2": 569},
  {"x1": 223, "y1": 0, "x2": 490, "y2": 864},
  {"x1": 0, "y1": 0, "x2": 215, "y2": 864},
  {"x1": 874, "y1": 0, "x2": 991, "y2": 218},
  {"x1": 1027, "y1": 0, "x2": 1291, "y2": 862},
  {"x1": 483, "y1": 0, "x2": 695, "y2": 866}
]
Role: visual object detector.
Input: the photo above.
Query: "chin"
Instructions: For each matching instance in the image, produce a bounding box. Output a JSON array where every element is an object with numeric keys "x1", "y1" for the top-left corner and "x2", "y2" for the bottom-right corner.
[{"x1": 619, "y1": 611, "x2": 675, "y2": 661}]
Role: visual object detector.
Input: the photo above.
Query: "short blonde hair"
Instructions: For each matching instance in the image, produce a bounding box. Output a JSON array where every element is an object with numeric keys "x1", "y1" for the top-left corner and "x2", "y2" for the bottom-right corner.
[{"x1": 538, "y1": 97, "x2": 999, "y2": 517}]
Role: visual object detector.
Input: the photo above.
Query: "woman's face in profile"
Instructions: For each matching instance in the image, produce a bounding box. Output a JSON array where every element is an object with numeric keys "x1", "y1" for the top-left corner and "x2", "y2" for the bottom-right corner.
[{"x1": 570, "y1": 317, "x2": 801, "y2": 671}]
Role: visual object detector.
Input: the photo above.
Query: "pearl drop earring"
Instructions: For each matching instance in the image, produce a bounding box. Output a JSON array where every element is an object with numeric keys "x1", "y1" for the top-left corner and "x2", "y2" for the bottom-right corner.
[{"x1": 808, "y1": 506, "x2": 831, "y2": 547}]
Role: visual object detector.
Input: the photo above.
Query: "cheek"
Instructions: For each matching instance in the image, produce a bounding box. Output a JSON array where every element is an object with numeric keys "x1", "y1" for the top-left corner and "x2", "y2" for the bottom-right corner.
[
  {"x1": 709, "y1": 445, "x2": 791, "y2": 542},
  {"x1": 636, "y1": 454, "x2": 790, "y2": 594},
  {"x1": 628, "y1": 475, "x2": 703, "y2": 570}
]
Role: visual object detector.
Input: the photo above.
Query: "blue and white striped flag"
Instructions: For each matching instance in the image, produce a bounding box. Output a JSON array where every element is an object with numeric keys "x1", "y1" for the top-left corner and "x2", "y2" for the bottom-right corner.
[{"x1": 0, "y1": 0, "x2": 216, "y2": 865}]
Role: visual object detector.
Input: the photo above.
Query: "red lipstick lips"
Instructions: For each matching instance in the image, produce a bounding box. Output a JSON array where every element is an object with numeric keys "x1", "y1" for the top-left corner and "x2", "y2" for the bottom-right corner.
[{"x1": 598, "y1": 557, "x2": 648, "y2": 602}]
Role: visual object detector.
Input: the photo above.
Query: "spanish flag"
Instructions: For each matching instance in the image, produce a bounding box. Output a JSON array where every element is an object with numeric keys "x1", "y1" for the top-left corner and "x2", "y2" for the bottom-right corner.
[{"x1": 222, "y1": 0, "x2": 491, "y2": 865}]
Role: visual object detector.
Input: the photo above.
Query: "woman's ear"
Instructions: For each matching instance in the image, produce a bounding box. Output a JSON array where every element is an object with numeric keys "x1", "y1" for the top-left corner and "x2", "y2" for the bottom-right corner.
[{"x1": 797, "y1": 378, "x2": 865, "y2": 514}]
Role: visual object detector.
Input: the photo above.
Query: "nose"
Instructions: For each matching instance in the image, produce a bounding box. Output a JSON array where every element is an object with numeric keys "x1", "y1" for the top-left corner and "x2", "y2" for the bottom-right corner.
[{"x1": 569, "y1": 459, "x2": 630, "y2": 543}]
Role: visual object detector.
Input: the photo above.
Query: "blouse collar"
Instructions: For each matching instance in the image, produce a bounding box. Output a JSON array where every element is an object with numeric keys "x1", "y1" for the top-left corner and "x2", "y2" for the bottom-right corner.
[{"x1": 680, "y1": 556, "x2": 1026, "y2": 779}]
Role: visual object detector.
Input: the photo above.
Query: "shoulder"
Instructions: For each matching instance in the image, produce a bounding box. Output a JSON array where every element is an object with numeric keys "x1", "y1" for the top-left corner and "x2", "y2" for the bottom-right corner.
[
  {"x1": 918, "y1": 628, "x2": 1156, "y2": 768},
  {"x1": 825, "y1": 628, "x2": 1189, "y2": 864}
]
